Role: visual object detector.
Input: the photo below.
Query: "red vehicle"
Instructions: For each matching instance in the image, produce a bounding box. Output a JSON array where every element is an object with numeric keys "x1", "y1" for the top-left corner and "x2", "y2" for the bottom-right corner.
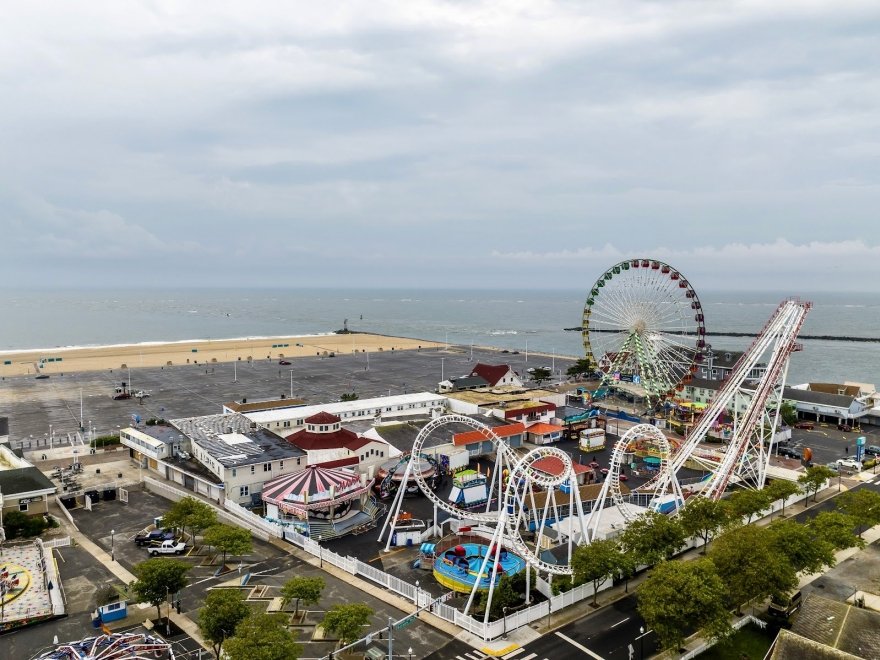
[
  {"x1": 793, "y1": 421, "x2": 814, "y2": 430},
  {"x1": 838, "y1": 423, "x2": 853, "y2": 432}
]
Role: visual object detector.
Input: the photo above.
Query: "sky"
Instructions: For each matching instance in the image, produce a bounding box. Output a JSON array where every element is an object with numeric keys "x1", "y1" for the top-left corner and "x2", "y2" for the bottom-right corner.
[{"x1": 2, "y1": 1, "x2": 879, "y2": 291}]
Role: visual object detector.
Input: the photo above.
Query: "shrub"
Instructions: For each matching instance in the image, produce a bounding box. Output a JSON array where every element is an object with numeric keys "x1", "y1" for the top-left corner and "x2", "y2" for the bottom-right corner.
[{"x1": 90, "y1": 434, "x2": 121, "y2": 448}]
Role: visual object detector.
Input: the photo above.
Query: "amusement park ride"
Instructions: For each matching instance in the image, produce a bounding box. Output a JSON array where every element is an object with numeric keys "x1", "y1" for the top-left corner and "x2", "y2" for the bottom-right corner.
[{"x1": 378, "y1": 259, "x2": 812, "y2": 626}]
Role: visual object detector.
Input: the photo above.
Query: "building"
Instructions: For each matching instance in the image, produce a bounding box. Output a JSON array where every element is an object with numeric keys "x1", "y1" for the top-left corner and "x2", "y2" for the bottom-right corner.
[
  {"x1": 0, "y1": 416, "x2": 8, "y2": 445},
  {"x1": 525, "y1": 422, "x2": 564, "y2": 445},
  {"x1": 445, "y1": 387, "x2": 564, "y2": 416},
  {"x1": 121, "y1": 414, "x2": 307, "y2": 506},
  {"x1": 698, "y1": 348, "x2": 767, "y2": 382},
  {"x1": 0, "y1": 444, "x2": 55, "y2": 516},
  {"x1": 284, "y1": 412, "x2": 399, "y2": 473},
  {"x1": 452, "y1": 422, "x2": 525, "y2": 457},
  {"x1": 243, "y1": 392, "x2": 447, "y2": 435},
  {"x1": 470, "y1": 363, "x2": 523, "y2": 388},
  {"x1": 437, "y1": 375, "x2": 490, "y2": 393},
  {"x1": 222, "y1": 397, "x2": 307, "y2": 415},
  {"x1": 785, "y1": 385, "x2": 870, "y2": 425}
]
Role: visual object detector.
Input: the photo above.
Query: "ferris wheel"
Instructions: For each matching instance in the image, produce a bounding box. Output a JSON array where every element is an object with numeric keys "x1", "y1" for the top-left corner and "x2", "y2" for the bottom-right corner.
[{"x1": 582, "y1": 258, "x2": 706, "y2": 402}]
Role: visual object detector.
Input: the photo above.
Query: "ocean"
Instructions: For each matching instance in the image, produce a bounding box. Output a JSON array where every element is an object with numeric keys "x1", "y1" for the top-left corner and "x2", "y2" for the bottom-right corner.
[{"x1": 1, "y1": 288, "x2": 878, "y2": 387}]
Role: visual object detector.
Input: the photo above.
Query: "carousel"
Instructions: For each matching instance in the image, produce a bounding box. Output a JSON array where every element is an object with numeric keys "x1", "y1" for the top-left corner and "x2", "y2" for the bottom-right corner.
[
  {"x1": 262, "y1": 464, "x2": 380, "y2": 539},
  {"x1": 374, "y1": 454, "x2": 441, "y2": 499}
]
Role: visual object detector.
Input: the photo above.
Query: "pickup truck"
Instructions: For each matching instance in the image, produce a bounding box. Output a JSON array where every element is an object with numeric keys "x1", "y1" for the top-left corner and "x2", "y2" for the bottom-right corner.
[
  {"x1": 133, "y1": 529, "x2": 176, "y2": 547},
  {"x1": 148, "y1": 540, "x2": 187, "y2": 556}
]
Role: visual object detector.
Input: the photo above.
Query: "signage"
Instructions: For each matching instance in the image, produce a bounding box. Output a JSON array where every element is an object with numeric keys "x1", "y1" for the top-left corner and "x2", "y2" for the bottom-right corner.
[{"x1": 394, "y1": 616, "x2": 415, "y2": 630}]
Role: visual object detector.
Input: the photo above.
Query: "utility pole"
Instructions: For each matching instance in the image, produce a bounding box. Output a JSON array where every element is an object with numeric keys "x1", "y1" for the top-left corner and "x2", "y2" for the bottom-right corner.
[{"x1": 387, "y1": 616, "x2": 393, "y2": 660}]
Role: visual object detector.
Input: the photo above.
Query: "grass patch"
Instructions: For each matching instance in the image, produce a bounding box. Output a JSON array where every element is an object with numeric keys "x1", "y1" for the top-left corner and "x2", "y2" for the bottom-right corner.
[{"x1": 699, "y1": 623, "x2": 776, "y2": 659}]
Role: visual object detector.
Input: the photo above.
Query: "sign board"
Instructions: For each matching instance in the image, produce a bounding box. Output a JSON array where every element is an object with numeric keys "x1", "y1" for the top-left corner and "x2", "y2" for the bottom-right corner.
[{"x1": 394, "y1": 616, "x2": 415, "y2": 630}]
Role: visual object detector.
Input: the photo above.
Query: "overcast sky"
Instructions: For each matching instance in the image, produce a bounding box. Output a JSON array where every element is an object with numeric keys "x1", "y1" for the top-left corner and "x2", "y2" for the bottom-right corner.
[{"x1": 2, "y1": 1, "x2": 879, "y2": 291}]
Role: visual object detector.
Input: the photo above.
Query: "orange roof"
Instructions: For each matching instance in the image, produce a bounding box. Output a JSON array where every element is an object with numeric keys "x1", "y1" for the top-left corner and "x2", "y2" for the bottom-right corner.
[
  {"x1": 525, "y1": 423, "x2": 563, "y2": 436},
  {"x1": 452, "y1": 422, "x2": 526, "y2": 447},
  {"x1": 531, "y1": 456, "x2": 591, "y2": 476}
]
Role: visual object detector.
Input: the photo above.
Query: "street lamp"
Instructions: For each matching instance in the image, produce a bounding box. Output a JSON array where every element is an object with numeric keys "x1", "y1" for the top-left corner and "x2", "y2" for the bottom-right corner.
[
  {"x1": 408, "y1": 648, "x2": 413, "y2": 660},
  {"x1": 110, "y1": 529, "x2": 115, "y2": 562},
  {"x1": 502, "y1": 607, "x2": 508, "y2": 639},
  {"x1": 440, "y1": 357, "x2": 445, "y2": 383},
  {"x1": 318, "y1": 534, "x2": 323, "y2": 568},
  {"x1": 639, "y1": 626, "x2": 645, "y2": 659}
]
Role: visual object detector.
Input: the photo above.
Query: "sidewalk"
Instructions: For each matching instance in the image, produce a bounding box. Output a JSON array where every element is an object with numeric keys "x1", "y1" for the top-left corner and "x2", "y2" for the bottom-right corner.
[{"x1": 48, "y1": 500, "x2": 213, "y2": 654}]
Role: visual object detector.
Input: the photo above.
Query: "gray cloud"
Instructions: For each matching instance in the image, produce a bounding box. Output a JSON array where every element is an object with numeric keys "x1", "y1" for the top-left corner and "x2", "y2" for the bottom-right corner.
[{"x1": 1, "y1": 1, "x2": 879, "y2": 290}]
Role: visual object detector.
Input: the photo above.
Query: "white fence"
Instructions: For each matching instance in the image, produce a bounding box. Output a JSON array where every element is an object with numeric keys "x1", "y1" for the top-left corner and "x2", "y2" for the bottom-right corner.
[
  {"x1": 679, "y1": 615, "x2": 765, "y2": 660},
  {"x1": 36, "y1": 538, "x2": 66, "y2": 617},
  {"x1": 42, "y1": 536, "x2": 72, "y2": 549}
]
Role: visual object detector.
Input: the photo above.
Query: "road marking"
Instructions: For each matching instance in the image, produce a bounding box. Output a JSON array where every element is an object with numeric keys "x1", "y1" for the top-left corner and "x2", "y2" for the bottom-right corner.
[
  {"x1": 502, "y1": 650, "x2": 524, "y2": 659},
  {"x1": 520, "y1": 654, "x2": 538, "y2": 660},
  {"x1": 555, "y1": 632, "x2": 605, "y2": 659},
  {"x1": 609, "y1": 617, "x2": 629, "y2": 629}
]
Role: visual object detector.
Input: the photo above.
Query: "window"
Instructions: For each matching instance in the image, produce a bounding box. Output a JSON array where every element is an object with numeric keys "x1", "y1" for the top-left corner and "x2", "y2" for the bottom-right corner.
[
  {"x1": 250, "y1": 465, "x2": 255, "y2": 475},
  {"x1": 279, "y1": 461, "x2": 284, "y2": 470},
  {"x1": 297, "y1": 458, "x2": 301, "y2": 466},
  {"x1": 240, "y1": 485, "x2": 249, "y2": 497},
  {"x1": 232, "y1": 468, "x2": 237, "y2": 477},
  {"x1": 283, "y1": 421, "x2": 290, "y2": 428},
  {"x1": 264, "y1": 462, "x2": 272, "y2": 472},
  {"x1": 19, "y1": 501, "x2": 28, "y2": 512}
]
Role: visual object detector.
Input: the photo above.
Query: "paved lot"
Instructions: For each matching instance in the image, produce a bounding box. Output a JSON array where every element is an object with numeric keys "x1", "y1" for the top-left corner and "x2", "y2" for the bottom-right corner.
[{"x1": 0, "y1": 345, "x2": 575, "y2": 447}]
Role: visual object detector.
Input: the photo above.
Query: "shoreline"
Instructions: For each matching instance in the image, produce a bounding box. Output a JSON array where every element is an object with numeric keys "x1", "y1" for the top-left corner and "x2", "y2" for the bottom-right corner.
[{"x1": 0, "y1": 333, "x2": 445, "y2": 376}]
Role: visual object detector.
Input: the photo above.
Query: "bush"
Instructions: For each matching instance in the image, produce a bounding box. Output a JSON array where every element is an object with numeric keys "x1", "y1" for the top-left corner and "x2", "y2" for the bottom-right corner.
[
  {"x1": 90, "y1": 434, "x2": 121, "y2": 448},
  {"x1": 2, "y1": 512, "x2": 55, "y2": 539}
]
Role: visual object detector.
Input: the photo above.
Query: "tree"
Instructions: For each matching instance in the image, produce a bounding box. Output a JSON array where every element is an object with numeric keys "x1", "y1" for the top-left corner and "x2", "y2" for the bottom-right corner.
[
  {"x1": 478, "y1": 574, "x2": 520, "y2": 618},
  {"x1": 203, "y1": 524, "x2": 253, "y2": 565},
  {"x1": 637, "y1": 559, "x2": 731, "y2": 653},
  {"x1": 808, "y1": 511, "x2": 865, "y2": 551},
  {"x1": 765, "y1": 479, "x2": 801, "y2": 517},
  {"x1": 199, "y1": 588, "x2": 251, "y2": 657},
  {"x1": 777, "y1": 401, "x2": 798, "y2": 426},
  {"x1": 571, "y1": 539, "x2": 624, "y2": 605},
  {"x1": 766, "y1": 519, "x2": 835, "y2": 575},
  {"x1": 709, "y1": 525, "x2": 797, "y2": 614},
  {"x1": 797, "y1": 465, "x2": 836, "y2": 505},
  {"x1": 530, "y1": 367, "x2": 552, "y2": 385},
  {"x1": 678, "y1": 497, "x2": 732, "y2": 551},
  {"x1": 163, "y1": 496, "x2": 218, "y2": 541},
  {"x1": 321, "y1": 603, "x2": 374, "y2": 645},
  {"x1": 566, "y1": 358, "x2": 595, "y2": 379},
  {"x1": 130, "y1": 558, "x2": 191, "y2": 621},
  {"x1": 727, "y1": 488, "x2": 772, "y2": 523},
  {"x1": 280, "y1": 576, "x2": 325, "y2": 617},
  {"x1": 224, "y1": 612, "x2": 301, "y2": 660},
  {"x1": 835, "y1": 488, "x2": 880, "y2": 537},
  {"x1": 340, "y1": 392, "x2": 359, "y2": 402},
  {"x1": 620, "y1": 511, "x2": 686, "y2": 566}
]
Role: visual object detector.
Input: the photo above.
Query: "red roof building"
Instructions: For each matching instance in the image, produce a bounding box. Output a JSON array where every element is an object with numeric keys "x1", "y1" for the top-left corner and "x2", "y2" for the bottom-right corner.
[
  {"x1": 470, "y1": 363, "x2": 523, "y2": 388},
  {"x1": 285, "y1": 411, "x2": 394, "y2": 471}
]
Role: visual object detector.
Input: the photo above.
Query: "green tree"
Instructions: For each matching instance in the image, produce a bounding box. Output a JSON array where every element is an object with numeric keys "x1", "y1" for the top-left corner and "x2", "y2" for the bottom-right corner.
[
  {"x1": 678, "y1": 497, "x2": 732, "y2": 551},
  {"x1": 340, "y1": 392, "x2": 359, "y2": 402},
  {"x1": 571, "y1": 539, "x2": 624, "y2": 605},
  {"x1": 321, "y1": 603, "x2": 374, "y2": 644},
  {"x1": 620, "y1": 511, "x2": 686, "y2": 566},
  {"x1": 766, "y1": 519, "x2": 835, "y2": 575},
  {"x1": 566, "y1": 358, "x2": 595, "y2": 378},
  {"x1": 765, "y1": 479, "x2": 801, "y2": 517},
  {"x1": 797, "y1": 465, "x2": 836, "y2": 505},
  {"x1": 203, "y1": 524, "x2": 253, "y2": 565},
  {"x1": 198, "y1": 588, "x2": 251, "y2": 657},
  {"x1": 835, "y1": 488, "x2": 880, "y2": 537},
  {"x1": 225, "y1": 612, "x2": 301, "y2": 660},
  {"x1": 163, "y1": 496, "x2": 218, "y2": 541},
  {"x1": 808, "y1": 511, "x2": 865, "y2": 551},
  {"x1": 531, "y1": 367, "x2": 552, "y2": 385},
  {"x1": 280, "y1": 576, "x2": 325, "y2": 617},
  {"x1": 709, "y1": 525, "x2": 797, "y2": 614},
  {"x1": 637, "y1": 558, "x2": 731, "y2": 653},
  {"x1": 777, "y1": 401, "x2": 798, "y2": 426},
  {"x1": 727, "y1": 488, "x2": 772, "y2": 523},
  {"x1": 130, "y1": 558, "x2": 191, "y2": 621}
]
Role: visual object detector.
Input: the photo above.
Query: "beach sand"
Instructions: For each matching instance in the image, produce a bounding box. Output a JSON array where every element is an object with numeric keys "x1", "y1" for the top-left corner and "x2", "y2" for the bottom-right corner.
[{"x1": 0, "y1": 333, "x2": 444, "y2": 376}]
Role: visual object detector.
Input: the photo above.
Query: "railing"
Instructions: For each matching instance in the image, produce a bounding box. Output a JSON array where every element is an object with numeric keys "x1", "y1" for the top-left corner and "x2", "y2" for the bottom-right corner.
[
  {"x1": 679, "y1": 615, "x2": 765, "y2": 660},
  {"x1": 42, "y1": 537, "x2": 71, "y2": 549}
]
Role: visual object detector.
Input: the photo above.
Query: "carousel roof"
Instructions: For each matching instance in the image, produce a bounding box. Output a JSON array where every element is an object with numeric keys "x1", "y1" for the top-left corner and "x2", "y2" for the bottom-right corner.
[{"x1": 262, "y1": 465, "x2": 361, "y2": 502}]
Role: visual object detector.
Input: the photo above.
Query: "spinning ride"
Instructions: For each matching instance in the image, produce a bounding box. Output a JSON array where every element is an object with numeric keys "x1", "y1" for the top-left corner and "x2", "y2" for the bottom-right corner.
[{"x1": 582, "y1": 259, "x2": 706, "y2": 403}]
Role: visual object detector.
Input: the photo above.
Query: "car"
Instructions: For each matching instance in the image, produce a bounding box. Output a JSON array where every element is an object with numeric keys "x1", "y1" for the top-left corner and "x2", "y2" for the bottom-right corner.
[
  {"x1": 825, "y1": 461, "x2": 840, "y2": 472},
  {"x1": 778, "y1": 447, "x2": 803, "y2": 460},
  {"x1": 864, "y1": 445, "x2": 880, "y2": 457},
  {"x1": 838, "y1": 423, "x2": 853, "y2": 432},
  {"x1": 148, "y1": 540, "x2": 187, "y2": 556},
  {"x1": 279, "y1": 360, "x2": 291, "y2": 365},
  {"x1": 793, "y1": 421, "x2": 815, "y2": 430},
  {"x1": 836, "y1": 458, "x2": 862, "y2": 471},
  {"x1": 500, "y1": 349, "x2": 509, "y2": 354},
  {"x1": 133, "y1": 529, "x2": 176, "y2": 546}
]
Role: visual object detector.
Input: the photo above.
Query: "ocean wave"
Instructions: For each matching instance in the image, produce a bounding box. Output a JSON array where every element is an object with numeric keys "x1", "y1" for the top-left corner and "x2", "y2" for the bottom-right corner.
[{"x1": 487, "y1": 330, "x2": 518, "y2": 335}]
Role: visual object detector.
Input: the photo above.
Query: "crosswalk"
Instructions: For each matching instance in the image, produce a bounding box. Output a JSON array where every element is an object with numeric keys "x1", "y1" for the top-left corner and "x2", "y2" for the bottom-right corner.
[{"x1": 451, "y1": 650, "x2": 549, "y2": 660}]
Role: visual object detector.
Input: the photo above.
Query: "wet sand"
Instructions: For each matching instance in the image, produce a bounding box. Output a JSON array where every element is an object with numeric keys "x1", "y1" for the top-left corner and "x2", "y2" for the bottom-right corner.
[{"x1": 0, "y1": 333, "x2": 443, "y2": 376}]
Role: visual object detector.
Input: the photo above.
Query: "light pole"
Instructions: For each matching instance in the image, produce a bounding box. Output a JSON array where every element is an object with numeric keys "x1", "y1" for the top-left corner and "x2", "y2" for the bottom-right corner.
[
  {"x1": 441, "y1": 358, "x2": 445, "y2": 383},
  {"x1": 408, "y1": 648, "x2": 413, "y2": 660},
  {"x1": 318, "y1": 534, "x2": 323, "y2": 568},
  {"x1": 290, "y1": 370, "x2": 294, "y2": 397},
  {"x1": 502, "y1": 607, "x2": 508, "y2": 639},
  {"x1": 110, "y1": 529, "x2": 115, "y2": 562},
  {"x1": 639, "y1": 626, "x2": 645, "y2": 659}
]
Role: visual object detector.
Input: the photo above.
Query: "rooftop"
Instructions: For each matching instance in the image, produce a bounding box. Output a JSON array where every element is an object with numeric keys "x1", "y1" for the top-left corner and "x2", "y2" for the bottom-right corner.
[
  {"x1": 789, "y1": 594, "x2": 880, "y2": 659},
  {"x1": 224, "y1": 397, "x2": 307, "y2": 414},
  {"x1": 171, "y1": 413, "x2": 305, "y2": 467},
  {"x1": 452, "y1": 422, "x2": 526, "y2": 447},
  {"x1": 0, "y1": 466, "x2": 56, "y2": 496},
  {"x1": 244, "y1": 392, "x2": 446, "y2": 425},
  {"x1": 446, "y1": 387, "x2": 559, "y2": 407}
]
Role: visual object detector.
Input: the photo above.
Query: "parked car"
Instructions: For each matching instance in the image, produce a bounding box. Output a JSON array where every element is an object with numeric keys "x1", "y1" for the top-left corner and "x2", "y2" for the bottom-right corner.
[
  {"x1": 133, "y1": 529, "x2": 176, "y2": 547},
  {"x1": 793, "y1": 421, "x2": 815, "y2": 430},
  {"x1": 864, "y1": 445, "x2": 880, "y2": 457},
  {"x1": 825, "y1": 461, "x2": 840, "y2": 472},
  {"x1": 769, "y1": 590, "x2": 802, "y2": 618},
  {"x1": 148, "y1": 540, "x2": 187, "y2": 556},
  {"x1": 279, "y1": 360, "x2": 291, "y2": 365},
  {"x1": 836, "y1": 458, "x2": 862, "y2": 471},
  {"x1": 778, "y1": 446, "x2": 803, "y2": 460},
  {"x1": 838, "y1": 423, "x2": 853, "y2": 432}
]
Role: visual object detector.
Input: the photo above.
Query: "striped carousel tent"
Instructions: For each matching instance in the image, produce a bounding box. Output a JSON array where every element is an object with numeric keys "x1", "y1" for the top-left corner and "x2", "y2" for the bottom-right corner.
[{"x1": 262, "y1": 465, "x2": 371, "y2": 518}]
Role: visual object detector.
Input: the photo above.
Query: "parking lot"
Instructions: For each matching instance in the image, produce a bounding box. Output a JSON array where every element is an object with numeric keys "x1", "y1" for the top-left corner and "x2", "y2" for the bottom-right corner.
[{"x1": 1, "y1": 345, "x2": 575, "y2": 448}]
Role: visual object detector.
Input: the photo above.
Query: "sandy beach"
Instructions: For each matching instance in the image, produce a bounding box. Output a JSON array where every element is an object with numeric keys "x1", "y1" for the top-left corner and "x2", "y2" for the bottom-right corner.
[{"x1": 0, "y1": 333, "x2": 444, "y2": 376}]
